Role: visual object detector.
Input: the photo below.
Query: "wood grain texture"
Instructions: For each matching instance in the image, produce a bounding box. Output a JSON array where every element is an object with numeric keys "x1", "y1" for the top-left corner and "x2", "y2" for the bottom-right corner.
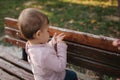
[
  {"x1": 0, "y1": 69, "x2": 20, "y2": 80},
  {"x1": 0, "y1": 53, "x2": 33, "y2": 80},
  {"x1": 0, "y1": 53, "x2": 32, "y2": 73},
  {"x1": 67, "y1": 52, "x2": 120, "y2": 77}
]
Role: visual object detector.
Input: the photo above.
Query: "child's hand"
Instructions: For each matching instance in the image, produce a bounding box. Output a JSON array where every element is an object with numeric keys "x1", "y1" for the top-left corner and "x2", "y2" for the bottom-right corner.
[
  {"x1": 113, "y1": 39, "x2": 120, "y2": 46},
  {"x1": 53, "y1": 33, "x2": 65, "y2": 43},
  {"x1": 113, "y1": 39, "x2": 120, "y2": 50}
]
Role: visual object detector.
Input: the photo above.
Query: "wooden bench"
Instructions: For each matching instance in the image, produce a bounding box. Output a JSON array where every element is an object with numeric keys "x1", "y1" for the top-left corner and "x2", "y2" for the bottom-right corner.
[
  {"x1": 3, "y1": 17, "x2": 120, "y2": 79},
  {"x1": 0, "y1": 53, "x2": 33, "y2": 80}
]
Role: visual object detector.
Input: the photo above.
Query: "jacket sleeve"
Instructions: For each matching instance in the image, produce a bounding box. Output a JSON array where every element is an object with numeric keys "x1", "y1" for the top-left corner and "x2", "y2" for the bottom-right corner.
[
  {"x1": 48, "y1": 37, "x2": 56, "y2": 47},
  {"x1": 43, "y1": 42, "x2": 67, "y2": 72}
]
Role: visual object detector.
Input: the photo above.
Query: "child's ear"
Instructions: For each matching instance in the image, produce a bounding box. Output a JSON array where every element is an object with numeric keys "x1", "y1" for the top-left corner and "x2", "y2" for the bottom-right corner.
[{"x1": 34, "y1": 30, "x2": 41, "y2": 38}]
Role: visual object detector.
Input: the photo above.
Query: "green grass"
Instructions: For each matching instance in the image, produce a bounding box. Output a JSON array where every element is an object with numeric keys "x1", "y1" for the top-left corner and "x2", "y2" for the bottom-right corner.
[
  {"x1": 0, "y1": 0, "x2": 26, "y2": 36},
  {"x1": 0, "y1": 0, "x2": 119, "y2": 79},
  {"x1": 0, "y1": 0, "x2": 120, "y2": 38}
]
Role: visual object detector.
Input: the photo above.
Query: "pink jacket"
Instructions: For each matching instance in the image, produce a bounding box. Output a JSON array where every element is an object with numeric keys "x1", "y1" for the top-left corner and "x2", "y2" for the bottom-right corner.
[{"x1": 26, "y1": 39, "x2": 67, "y2": 80}]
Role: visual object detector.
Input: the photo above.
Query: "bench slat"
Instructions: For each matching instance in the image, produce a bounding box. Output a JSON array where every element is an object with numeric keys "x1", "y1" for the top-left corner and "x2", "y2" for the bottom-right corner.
[
  {"x1": 67, "y1": 52, "x2": 120, "y2": 77},
  {"x1": 5, "y1": 36, "x2": 25, "y2": 48},
  {"x1": 4, "y1": 17, "x2": 119, "y2": 53},
  {"x1": 0, "y1": 55, "x2": 33, "y2": 80},
  {"x1": 4, "y1": 17, "x2": 18, "y2": 29},
  {"x1": 0, "y1": 69, "x2": 20, "y2": 80},
  {"x1": 0, "y1": 53, "x2": 32, "y2": 73},
  {"x1": 5, "y1": 27, "x2": 21, "y2": 39},
  {"x1": 49, "y1": 26, "x2": 118, "y2": 53},
  {"x1": 67, "y1": 42, "x2": 120, "y2": 69}
]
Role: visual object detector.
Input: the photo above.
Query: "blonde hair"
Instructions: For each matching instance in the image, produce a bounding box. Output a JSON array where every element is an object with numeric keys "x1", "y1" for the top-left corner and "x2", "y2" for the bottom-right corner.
[{"x1": 18, "y1": 8, "x2": 49, "y2": 40}]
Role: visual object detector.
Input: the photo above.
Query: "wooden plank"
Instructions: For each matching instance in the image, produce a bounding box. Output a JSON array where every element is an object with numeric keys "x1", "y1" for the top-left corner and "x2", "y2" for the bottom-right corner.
[
  {"x1": 67, "y1": 52, "x2": 120, "y2": 77},
  {"x1": 0, "y1": 69, "x2": 20, "y2": 80},
  {"x1": 67, "y1": 42, "x2": 120, "y2": 69},
  {"x1": 4, "y1": 17, "x2": 18, "y2": 29},
  {"x1": 5, "y1": 27, "x2": 21, "y2": 39},
  {"x1": 49, "y1": 26, "x2": 119, "y2": 53},
  {"x1": 4, "y1": 36, "x2": 26, "y2": 48},
  {"x1": 0, "y1": 53, "x2": 32, "y2": 73},
  {"x1": 4, "y1": 17, "x2": 119, "y2": 53},
  {"x1": 0, "y1": 58, "x2": 34, "y2": 80}
]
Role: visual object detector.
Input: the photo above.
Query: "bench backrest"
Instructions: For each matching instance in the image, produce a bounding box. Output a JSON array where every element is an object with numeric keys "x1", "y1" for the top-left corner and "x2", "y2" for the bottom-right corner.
[{"x1": 4, "y1": 17, "x2": 120, "y2": 77}]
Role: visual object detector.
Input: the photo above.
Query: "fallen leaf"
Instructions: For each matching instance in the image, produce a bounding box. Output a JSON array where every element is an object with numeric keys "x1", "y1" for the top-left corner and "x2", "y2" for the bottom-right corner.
[{"x1": 90, "y1": 19, "x2": 96, "y2": 24}]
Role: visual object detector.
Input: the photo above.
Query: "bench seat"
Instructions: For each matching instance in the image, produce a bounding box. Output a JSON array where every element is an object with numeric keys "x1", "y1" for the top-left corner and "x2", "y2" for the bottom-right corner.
[{"x1": 0, "y1": 53, "x2": 33, "y2": 80}]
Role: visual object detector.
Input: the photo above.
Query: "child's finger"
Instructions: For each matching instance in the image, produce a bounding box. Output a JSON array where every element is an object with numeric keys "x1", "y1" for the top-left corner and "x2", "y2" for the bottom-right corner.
[
  {"x1": 118, "y1": 47, "x2": 120, "y2": 50},
  {"x1": 53, "y1": 33, "x2": 57, "y2": 38},
  {"x1": 57, "y1": 33, "x2": 65, "y2": 38},
  {"x1": 60, "y1": 35, "x2": 65, "y2": 39},
  {"x1": 113, "y1": 39, "x2": 120, "y2": 46},
  {"x1": 58, "y1": 33, "x2": 64, "y2": 36},
  {"x1": 57, "y1": 34, "x2": 65, "y2": 40},
  {"x1": 118, "y1": 40, "x2": 120, "y2": 46},
  {"x1": 57, "y1": 35, "x2": 66, "y2": 42}
]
